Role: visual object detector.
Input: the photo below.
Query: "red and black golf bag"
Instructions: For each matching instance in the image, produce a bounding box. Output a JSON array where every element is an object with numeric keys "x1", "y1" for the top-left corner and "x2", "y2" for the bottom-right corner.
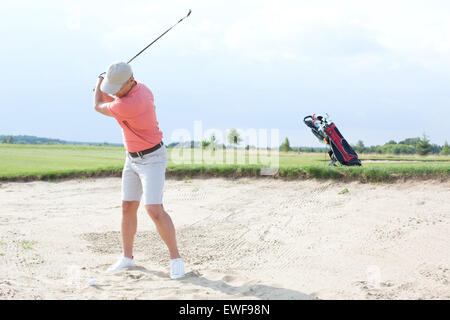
[{"x1": 303, "y1": 114, "x2": 361, "y2": 166}]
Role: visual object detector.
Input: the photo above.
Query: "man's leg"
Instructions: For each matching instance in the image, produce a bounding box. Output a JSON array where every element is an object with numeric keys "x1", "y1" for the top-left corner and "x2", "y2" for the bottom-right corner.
[
  {"x1": 122, "y1": 200, "x2": 140, "y2": 259},
  {"x1": 145, "y1": 204, "x2": 180, "y2": 259}
]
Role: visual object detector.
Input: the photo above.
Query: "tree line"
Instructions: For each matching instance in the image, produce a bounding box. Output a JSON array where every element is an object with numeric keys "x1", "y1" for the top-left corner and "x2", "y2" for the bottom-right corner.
[
  {"x1": 3, "y1": 132, "x2": 449, "y2": 156},
  {"x1": 280, "y1": 135, "x2": 450, "y2": 156},
  {"x1": 0, "y1": 135, "x2": 122, "y2": 146}
]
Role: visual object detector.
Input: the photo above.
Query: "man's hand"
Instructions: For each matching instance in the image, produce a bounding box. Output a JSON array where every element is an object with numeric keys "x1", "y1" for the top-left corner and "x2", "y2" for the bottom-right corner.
[
  {"x1": 94, "y1": 76, "x2": 114, "y2": 117},
  {"x1": 93, "y1": 75, "x2": 104, "y2": 92},
  {"x1": 92, "y1": 73, "x2": 104, "y2": 91}
]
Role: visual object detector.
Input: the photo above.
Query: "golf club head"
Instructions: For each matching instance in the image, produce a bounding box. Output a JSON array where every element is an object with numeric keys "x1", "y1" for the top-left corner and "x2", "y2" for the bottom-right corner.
[{"x1": 187, "y1": 9, "x2": 192, "y2": 17}]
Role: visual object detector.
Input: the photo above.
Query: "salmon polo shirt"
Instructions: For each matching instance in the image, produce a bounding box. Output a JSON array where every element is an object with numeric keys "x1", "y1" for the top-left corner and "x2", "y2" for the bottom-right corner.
[{"x1": 106, "y1": 82, "x2": 163, "y2": 153}]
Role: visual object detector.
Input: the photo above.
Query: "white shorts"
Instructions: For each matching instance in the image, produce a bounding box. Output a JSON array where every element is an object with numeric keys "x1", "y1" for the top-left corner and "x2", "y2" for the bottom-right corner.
[{"x1": 122, "y1": 145, "x2": 168, "y2": 205}]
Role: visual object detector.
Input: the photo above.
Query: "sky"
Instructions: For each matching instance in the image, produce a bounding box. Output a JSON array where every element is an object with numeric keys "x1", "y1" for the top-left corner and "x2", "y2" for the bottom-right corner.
[{"x1": 1, "y1": 0, "x2": 450, "y2": 147}]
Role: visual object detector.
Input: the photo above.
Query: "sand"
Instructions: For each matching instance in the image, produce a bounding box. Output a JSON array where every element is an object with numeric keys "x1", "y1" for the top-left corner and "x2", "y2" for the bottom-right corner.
[{"x1": 0, "y1": 177, "x2": 449, "y2": 300}]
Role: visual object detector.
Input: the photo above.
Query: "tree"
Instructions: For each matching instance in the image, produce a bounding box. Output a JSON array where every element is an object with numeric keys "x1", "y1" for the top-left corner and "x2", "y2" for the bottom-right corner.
[
  {"x1": 209, "y1": 133, "x2": 217, "y2": 151},
  {"x1": 7, "y1": 136, "x2": 14, "y2": 144},
  {"x1": 352, "y1": 140, "x2": 366, "y2": 153},
  {"x1": 280, "y1": 137, "x2": 292, "y2": 152},
  {"x1": 440, "y1": 141, "x2": 450, "y2": 156},
  {"x1": 386, "y1": 140, "x2": 397, "y2": 145},
  {"x1": 416, "y1": 134, "x2": 432, "y2": 156},
  {"x1": 381, "y1": 143, "x2": 415, "y2": 154},
  {"x1": 430, "y1": 144, "x2": 442, "y2": 154},
  {"x1": 227, "y1": 129, "x2": 242, "y2": 147},
  {"x1": 201, "y1": 134, "x2": 218, "y2": 150},
  {"x1": 398, "y1": 137, "x2": 421, "y2": 146},
  {"x1": 1, "y1": 137, "x2": 6, "y2": 144},
  {"x1": 201, "y1": 140, "x2": 211, "y2": 149}
]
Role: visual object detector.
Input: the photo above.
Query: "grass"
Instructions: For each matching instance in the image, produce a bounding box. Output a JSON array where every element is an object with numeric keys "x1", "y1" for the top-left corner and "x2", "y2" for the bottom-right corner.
[
  {"x1": 0, "y1": 144, "x2": 449, "y2": 182},
  {"x1": 0, "y1": 239, "x2": 5, "y2": 257},
  {"x1": 0, "y1": 144, "x2": 123, "y2": 180},
  {"x1": 183, "y1": 176, "x2": 192, "y2": 183},
  {"x1": 19, "y1": 240, "x2": 37, "y2": 250}
]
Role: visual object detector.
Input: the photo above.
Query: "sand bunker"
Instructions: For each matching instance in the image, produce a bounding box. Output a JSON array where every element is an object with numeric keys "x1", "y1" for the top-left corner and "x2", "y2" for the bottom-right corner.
[{"x1": 0, "y1": 177, "x2": 449, "y2": 299}]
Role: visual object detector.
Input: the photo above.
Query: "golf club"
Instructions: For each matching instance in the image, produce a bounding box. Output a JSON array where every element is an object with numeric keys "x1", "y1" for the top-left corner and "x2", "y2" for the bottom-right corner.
[
  {"x1": 94, "y1": 9, "x2": 192, "y2": 89},
  {"x1": 126, "y1": 9, "x2": 192, "y2": 65}
]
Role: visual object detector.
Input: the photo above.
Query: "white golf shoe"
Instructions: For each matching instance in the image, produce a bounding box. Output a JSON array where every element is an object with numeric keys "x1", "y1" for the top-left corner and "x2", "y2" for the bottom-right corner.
[
  {"x1": 170, "y1": 258, "x2": 185, "y2": 279},
  {"x1": 106, "y1": 256, "x2": 135, "y2": 273}
]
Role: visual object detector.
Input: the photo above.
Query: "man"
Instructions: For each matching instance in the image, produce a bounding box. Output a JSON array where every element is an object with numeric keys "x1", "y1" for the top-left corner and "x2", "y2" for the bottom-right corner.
[{"x1": 93, "y1": 61, "x2": 184, "y2": 279}]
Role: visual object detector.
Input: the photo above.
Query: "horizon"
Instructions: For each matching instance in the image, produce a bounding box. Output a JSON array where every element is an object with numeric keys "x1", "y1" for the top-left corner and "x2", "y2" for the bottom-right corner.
[{"x1": 0, "y1": 132, "x2": 445, "y2": 148}]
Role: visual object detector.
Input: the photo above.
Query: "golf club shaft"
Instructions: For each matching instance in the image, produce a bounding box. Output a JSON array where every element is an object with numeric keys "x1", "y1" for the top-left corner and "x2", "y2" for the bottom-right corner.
[
  {"x1": 96, "y1": 9, "x2": 192, "y2": 80},
  {"x1": 127, "y1": 9, "x2": 192, "y2": 64}
]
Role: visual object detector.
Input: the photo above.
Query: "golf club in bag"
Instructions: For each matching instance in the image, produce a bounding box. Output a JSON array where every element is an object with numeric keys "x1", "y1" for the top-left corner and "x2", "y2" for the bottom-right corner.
[
  {"x1": 94, "y1": 9, "x2": 192, "y2": 86},
  {"x1": 303, "y1": 114, "x2": 361, "y2": 166}
]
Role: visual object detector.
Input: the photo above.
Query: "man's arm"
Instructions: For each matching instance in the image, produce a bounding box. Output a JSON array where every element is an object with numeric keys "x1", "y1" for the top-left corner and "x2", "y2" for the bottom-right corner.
[{"x1": 94, "y1": 77, "x2": 114, "y2": 117}]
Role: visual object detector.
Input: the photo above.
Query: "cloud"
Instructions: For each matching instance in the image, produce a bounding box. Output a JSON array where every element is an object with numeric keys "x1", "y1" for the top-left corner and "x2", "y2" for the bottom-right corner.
[
  {"x1": 53, "y1": 0, "x2": 450, "y2": 71},
  {"x1": 221, "y1": 0, "x2": 450, "y2": 69},
  {"x1": 222, "y1": 1, "x2": 382, "y2": 62}
]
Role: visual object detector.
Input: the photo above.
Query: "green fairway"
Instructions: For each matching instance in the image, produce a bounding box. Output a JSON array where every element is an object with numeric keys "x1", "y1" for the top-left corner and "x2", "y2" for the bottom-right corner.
[
  {"x1": 0, "y1": 144, "x2": 125, "y2": 180},
  {"x1": 0, "y1": 144, "x2": 449, "y2": 181}
]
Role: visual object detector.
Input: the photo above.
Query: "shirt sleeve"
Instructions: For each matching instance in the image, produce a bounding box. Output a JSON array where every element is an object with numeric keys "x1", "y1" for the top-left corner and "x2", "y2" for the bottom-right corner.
[
  {"x1": 107, "y1": 97, "x2": 145, "y2": 120},
  {"x1": 106, "y1": 99, "x2": 126, "y2": 119}
]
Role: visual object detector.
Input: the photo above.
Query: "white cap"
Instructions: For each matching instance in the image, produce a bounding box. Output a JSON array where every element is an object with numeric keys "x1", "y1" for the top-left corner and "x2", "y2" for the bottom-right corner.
[{"x1": 100, "y1": 62, "x2": 133, "y2": 95}]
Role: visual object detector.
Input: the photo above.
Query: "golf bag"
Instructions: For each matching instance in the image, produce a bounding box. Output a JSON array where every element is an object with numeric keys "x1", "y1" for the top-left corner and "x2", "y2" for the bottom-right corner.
[{"x1": 303, "y1": 114, "x2": 361, "y2": 166}]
